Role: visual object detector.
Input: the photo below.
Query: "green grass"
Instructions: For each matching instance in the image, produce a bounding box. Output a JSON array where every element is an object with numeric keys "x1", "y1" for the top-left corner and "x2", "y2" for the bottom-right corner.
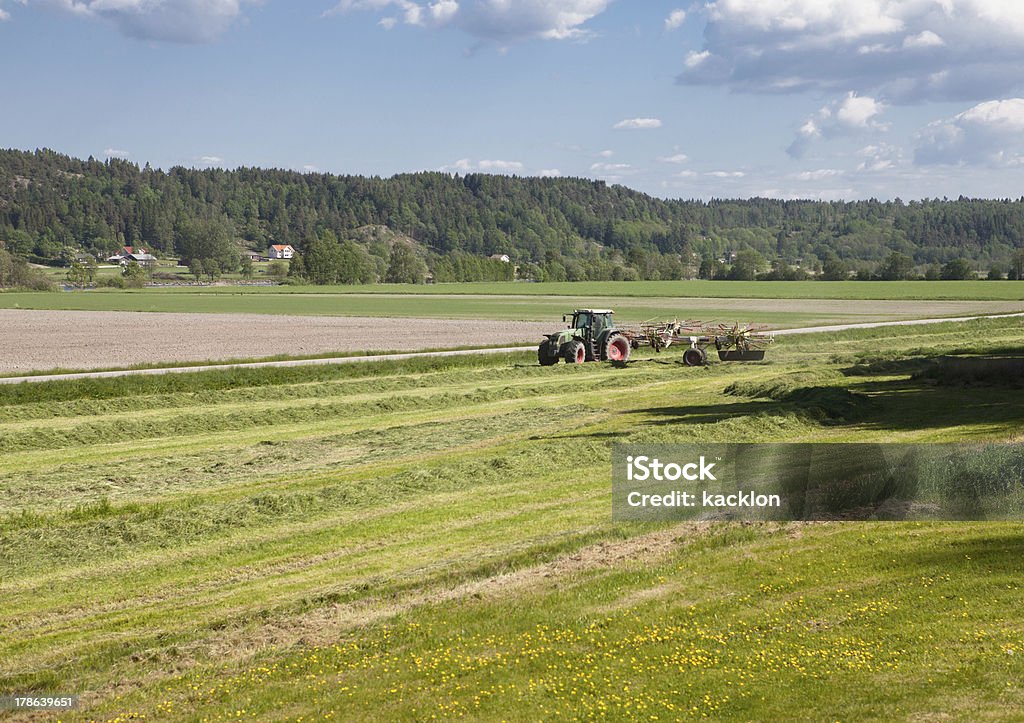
[
  {"x1": 2, "y1": 318, "x2": 1024, "y2": 720},
  {"x1": 105, "y1": 279, "x2": 1024, "y2": 300},
  {"x1": 2, "y1": 283, "x2": 1024, "y2": 325}
]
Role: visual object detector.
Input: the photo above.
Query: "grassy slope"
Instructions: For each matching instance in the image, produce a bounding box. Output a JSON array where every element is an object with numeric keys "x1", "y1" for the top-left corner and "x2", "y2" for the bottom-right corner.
[{"x1": 1, "y1": 318, "x2": 1024, "y2": 720}]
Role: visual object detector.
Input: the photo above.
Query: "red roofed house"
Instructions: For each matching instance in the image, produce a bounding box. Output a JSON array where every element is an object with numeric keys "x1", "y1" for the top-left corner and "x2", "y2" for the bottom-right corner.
[{"x1": 267, "y1": 244, "x2": 294, "y2": 260}]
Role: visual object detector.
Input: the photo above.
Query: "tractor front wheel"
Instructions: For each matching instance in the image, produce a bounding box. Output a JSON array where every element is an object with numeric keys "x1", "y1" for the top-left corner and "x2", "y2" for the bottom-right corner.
[
  {"x1": 538, "y1": 340, "x2": 558, "y2": 366},
  {"x1": 604, "y1": 333, "x2": 632, "y2": 362},
  {"x1": 683, "y1": 346, "x2": 708, "y2": 367},
  {"x1": 562, "y1": 340, "x2": 586, "y2": 364}
]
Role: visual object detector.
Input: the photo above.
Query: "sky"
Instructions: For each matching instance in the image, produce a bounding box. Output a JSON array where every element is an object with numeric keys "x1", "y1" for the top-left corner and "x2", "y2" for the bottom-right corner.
[{"x1": 3, "y1": 0, "x2": 1024, "y2": 201}]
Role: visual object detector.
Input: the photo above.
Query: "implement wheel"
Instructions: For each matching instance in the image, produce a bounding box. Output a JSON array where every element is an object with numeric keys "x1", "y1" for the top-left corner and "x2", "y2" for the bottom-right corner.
[
  {"x1": 563, "y1": 340, "x2": 586, "y2": 364},
  {"x1": 683, "y1": 346, "x2": 708, "y2": 367},
  {"x1": 604, "y1": 333, "x2": 631, "y2": 362}
]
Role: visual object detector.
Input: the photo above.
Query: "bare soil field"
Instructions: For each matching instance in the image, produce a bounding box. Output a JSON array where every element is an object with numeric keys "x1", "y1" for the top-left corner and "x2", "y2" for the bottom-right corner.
[{"x1": 0, "y1": 309, "x2": 554, "y2": 374}]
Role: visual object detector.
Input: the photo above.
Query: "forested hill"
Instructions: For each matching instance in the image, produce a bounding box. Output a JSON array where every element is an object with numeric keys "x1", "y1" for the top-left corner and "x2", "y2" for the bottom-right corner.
[{"x1": 3, "y1": 148, "x2": 1024, "y2": 280}]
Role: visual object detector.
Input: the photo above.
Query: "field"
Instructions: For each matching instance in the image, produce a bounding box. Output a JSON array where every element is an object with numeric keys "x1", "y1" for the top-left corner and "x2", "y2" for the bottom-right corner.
[
  {"x1": 2, "y1": 285, "x2": 1024, "y2": 327},
  {"x1": 0, "y1": 310, "x2": 550, "y2": 374},
  {"x1": 3, "y1": 317, "x2": 1024, "y2": 720},
  {"x1": 25, "y1": 279, "x2": 1024, "y2": 300}
]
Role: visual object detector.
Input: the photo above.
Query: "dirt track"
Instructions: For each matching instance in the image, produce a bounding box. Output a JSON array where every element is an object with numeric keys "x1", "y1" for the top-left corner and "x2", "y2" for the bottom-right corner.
[{"x1": 0, "y1": 310, "x2": 553, "y2": 374}]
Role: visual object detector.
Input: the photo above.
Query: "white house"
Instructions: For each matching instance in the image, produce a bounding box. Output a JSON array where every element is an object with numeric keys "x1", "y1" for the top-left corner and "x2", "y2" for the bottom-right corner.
[
  {"x1": 106, "y1": 246, "x2": 157, "y2": 268},
  {"x1": 267, "y1": 244, "x2": 295, "y2": 260},
  {"x1": 489, "y1": 253, "x2": 511, "y2": 263}
]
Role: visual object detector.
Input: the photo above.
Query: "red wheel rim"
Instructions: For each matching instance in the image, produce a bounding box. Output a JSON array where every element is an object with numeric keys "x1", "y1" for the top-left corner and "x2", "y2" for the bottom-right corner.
[
  {"x1": 575, "y1": 346, "x2": 586, "y2": 363},
  {"x1": 607, "y1": 338, "x2": 629, "y2": 361}
]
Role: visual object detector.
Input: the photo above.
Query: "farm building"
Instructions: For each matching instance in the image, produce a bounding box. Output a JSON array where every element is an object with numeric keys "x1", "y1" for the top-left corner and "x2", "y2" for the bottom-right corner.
[
  {"x1": 106, "y1": 246, "x2": 157, "y2": 268},
  {"x1": 267, "y1": 244, "x2": 294, "y2": 259}
]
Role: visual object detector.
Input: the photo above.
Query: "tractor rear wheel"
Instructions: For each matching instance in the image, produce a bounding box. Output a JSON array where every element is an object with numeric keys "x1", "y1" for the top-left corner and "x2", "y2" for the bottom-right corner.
[
  {"x1": 538, "y1": 340, "x2": 558, "y2": 366},
  {"x1": 683, "y1": 346, "x2": 708, "y2": 367},
  {"x1": 603, "y1": 333, "x2": 631, "y2": 362},
  {"x1": 562, "y1": 339, "x2": 586, "y2": 364}
]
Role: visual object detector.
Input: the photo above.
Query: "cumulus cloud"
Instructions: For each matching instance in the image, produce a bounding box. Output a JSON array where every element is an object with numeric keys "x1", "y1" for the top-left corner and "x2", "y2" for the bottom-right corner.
[
  {"x1": 27, "y1": 0, "x2": 252, "y2": 43},
  {"x1": 590, "y1": 162, "x2": 632, "y2": 172},
  {"x1": 328, "y1": 0, "x2": 611, "y2": 43},
  {"x1": 103, "y1": 148, "x2": 130, "y2": 159},
  {"x1": 598, "y1": 149, "x2": 614, "y2": 157},
  {"x1": 613, "y1": 117, "x2": 662, "y2": 130},
  {"x1": 0, "y1": 7, "x2": 9, "y2": 21},
  {"x1": 858, "y1": 142, "x2": 903, "y2": 171},
  {"x1": 199, "y1": 155, "x2": 225, "y2": 166},
  {"x1": 538, "y1": 168, "x2": 561, "y2": 177},
  {"x1": 678, "y1": 0, "x2": 1024, "y2": 102},
  {"x1": 664, "y1": 8, "x2": 685, "y2": 31},
  {"x1": 788, "y1": 92, "x2": 887, "y2": 158},
  {"x1": 706, "y1": 170, "x2": 745, "y2": 178},
  {"x1": 915, "y1": 98, "x2": 1024, "y2": 165}
]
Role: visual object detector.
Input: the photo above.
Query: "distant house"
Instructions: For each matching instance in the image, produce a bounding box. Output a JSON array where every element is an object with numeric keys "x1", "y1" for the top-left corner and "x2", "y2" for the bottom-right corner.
[
  {"x1": 267, "y1": 244, "x2": 294, "y2": 260},
  {"x1": 107, "y1": 246, "x2": 156, "y2": 268},
  {"x1": 241, "y1": 251, "x2": 263, "y2": 262},
  {"x1": 489, "y1": 253, "x2": 511, "y2": 263}
]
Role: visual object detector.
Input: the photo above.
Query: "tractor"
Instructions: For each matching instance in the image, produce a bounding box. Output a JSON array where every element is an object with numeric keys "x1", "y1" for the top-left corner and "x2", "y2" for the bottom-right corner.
[{"x1": 537, "y1": 309, "x2": 633, "y2": 365}]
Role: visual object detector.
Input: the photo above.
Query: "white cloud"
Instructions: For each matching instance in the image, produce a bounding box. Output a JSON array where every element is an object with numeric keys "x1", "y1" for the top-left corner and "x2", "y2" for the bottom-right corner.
[
  {"x1": 657, "y1": 152, "x2": 689, "y2": 163},
  {"x1": 103, "y1": 147, "x2": 130, "y2": 159},
  {"x1": 199, "y1": 155, "x2": 225, "y2": 166},
  {"x1": 477, "y1": 158, "x2": 524, "y2": 171},
  {"x1": 857, "y1": 142, "x2": 903, "y2": 171},
  {"x1": 679, "y1": 1, "x2": 1024, "y2": 102},
  {"x1": 598, "y1": 149, "x2": 614, "y2": 157},
  {"x1": 33, "y1": 0, "x2": 251, "y2": 43},
  {"x1": 903, "y1": 30, "x2": 944, "y2": 49},
  {"x1": 916, "y1": 98, "x2": 1024, "y2": 165},
  {"x1": 329, "y1": 0, "x2": 611, "y2": 43},
  {"x1": 792, "y1": 168, "x2": 842, "y2": 181},
  {"x1": 613, "y1": 117, "x2": 662, "y2": 130},
  {"x1": 788, "y1": 92, "x2": 887, "y2": 158},
  {"x1": 590, "y1": 162, "x2": 632, "y2": 172},
  {"x1": 378, "y1": 16, "x2": 397, "y2": 29},
  {"x1": 664, "y1": 8, "x2": 686, "y2": 31},
  {"x1": 539, "y1": 168, "x2": 561, "y2": 177},
  {"x1": 675, "y1": 170, "x2": 698, "y2": 178},
  {"x1": 706, "y1": 170, "x2": 745, "y2": 178},
  {"x1": 683, "y1": 50, "x2": 710, "y2": 69},
  {"x1": 303, "y1": 164, "x2": 320, "y2": 172},
  {"x1": 0, "y1": 8, "x2": 9, "y2": 21},
  {"x1": 441, "y1": 158, "x2": 524, "y2": 173}
]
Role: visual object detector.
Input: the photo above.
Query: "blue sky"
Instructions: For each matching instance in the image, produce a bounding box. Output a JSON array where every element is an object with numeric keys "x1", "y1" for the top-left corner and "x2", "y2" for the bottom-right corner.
[{"x1": 3, "y1": 1, "x2": 1024, "y2": 200}]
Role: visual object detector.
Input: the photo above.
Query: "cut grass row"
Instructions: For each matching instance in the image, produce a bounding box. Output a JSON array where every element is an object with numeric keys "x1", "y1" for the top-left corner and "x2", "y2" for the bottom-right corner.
[{"x1": 2, "y1": 317, "x2": 1024, "y2": 720}]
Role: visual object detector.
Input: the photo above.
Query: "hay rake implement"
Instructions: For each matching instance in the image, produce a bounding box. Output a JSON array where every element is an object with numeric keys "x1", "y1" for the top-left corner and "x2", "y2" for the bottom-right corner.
[{"x1": 617, "y1": 319, "x2": 774, "y2": 366}]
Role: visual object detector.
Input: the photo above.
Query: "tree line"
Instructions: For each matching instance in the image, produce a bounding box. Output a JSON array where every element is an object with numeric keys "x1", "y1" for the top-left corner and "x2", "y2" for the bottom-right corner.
[{"x1": 2, "y1": 148, "x2": 1024, "y2": 286}]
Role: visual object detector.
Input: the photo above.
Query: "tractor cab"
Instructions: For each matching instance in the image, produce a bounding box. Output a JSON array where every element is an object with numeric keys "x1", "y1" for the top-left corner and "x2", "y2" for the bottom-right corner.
[{"x1": 564, "y1": 309, "x2": 614, "y2": 339}]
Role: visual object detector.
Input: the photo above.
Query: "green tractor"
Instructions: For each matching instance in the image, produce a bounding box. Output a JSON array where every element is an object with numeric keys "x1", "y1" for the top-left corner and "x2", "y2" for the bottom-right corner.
[{"x1": 538, "y1": 309, "x2": 632, "y2": 365}]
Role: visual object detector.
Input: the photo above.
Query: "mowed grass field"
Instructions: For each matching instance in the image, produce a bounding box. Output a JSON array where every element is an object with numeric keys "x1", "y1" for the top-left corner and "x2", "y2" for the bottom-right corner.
[
  {"x1": 2, "y1": 281, "x2": 1024, "y2": 326},
  {"x1": 2, "y1": 317, "x2": 1024, "y2": 720}
]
